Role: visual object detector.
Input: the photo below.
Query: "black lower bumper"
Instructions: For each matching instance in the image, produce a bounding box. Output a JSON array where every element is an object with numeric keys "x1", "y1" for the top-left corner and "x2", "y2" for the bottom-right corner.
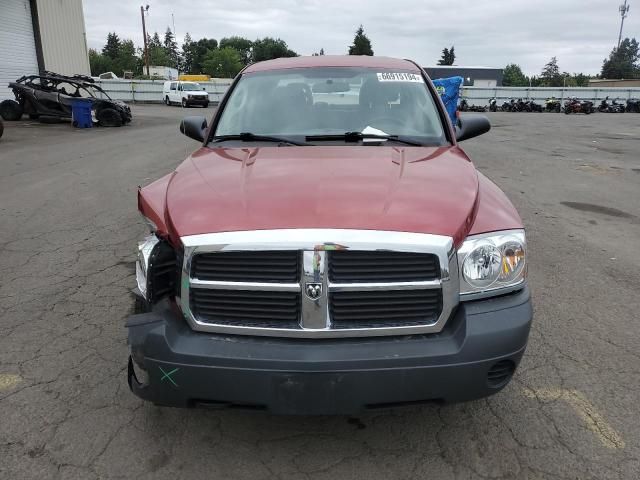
[
  {"x1": 185, "y1": 98, "x2": 208, "y2": 106},
  {"x1": 126, "y1": 288, "x2": 532, "y2": 415}
]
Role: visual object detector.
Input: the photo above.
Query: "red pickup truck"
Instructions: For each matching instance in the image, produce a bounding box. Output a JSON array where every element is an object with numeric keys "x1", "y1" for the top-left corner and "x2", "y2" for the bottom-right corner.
[{"x1": 128, "y1": 55, "x2": 531, "y2": 415}]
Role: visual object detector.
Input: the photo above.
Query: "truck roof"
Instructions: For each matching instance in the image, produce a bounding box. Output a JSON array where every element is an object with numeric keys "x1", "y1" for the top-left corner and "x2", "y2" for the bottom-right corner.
[{"x1": 244, "y1": 55, "x2": 421, "y2": 74}]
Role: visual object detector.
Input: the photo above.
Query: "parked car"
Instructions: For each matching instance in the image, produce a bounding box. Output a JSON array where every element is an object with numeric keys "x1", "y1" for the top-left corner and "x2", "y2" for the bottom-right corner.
[
  {"x1": 0, "y1": 71, "x2": 131, "y2": 126},
  {"x1": 162, "y1": 81, "x2": 209, "y2": 107},
  {"x1": 0, "y1": 117, "x2": 3, "y2": 139},
  {"x1": 129, "y1": 56, "x2": 531, "y2": 415}
]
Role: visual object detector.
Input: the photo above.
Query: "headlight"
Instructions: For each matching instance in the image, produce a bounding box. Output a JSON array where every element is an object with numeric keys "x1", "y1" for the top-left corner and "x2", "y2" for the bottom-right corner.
[
  {"x1": 136, "y1": 234, "x2": 159, "y2": 298},
  {"x1": 457, "y1": 230, "x2": 526, "y2": 299}
]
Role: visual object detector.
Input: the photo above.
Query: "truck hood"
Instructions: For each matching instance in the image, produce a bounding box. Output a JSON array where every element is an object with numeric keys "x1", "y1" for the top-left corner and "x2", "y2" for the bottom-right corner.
[{"x1": 165, "y1": 146, "x2": 479, "y2": 244}]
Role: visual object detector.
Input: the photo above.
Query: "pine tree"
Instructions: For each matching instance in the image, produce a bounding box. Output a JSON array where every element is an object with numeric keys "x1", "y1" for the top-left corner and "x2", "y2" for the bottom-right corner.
[
  {"x1": 348, "y1": 25, "x2": 373, "y2": 56},
  {"x1": 601, "y1": 38, "x2": 640, "y2": 79},
  {"x1": 164, "y1": 27, "x2": 180, "y2": 70},
  {"x1": 438, "y1": 46, "x2": 455, "y2": 65},
  {"x1": 102, "y1": 32, "x2": 121, "y2": 60}
]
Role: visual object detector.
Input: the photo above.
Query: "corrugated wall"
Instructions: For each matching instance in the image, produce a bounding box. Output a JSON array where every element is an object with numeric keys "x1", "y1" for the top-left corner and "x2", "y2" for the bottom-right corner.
[{"x1": 35, "y1": 0, "x2": 90, "y2": 75}]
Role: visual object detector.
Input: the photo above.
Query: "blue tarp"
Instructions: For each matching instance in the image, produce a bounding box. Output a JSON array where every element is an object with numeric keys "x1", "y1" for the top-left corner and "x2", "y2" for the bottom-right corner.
[{"x1": 432, "y1": 76, "x2": 463, "y2": 124}]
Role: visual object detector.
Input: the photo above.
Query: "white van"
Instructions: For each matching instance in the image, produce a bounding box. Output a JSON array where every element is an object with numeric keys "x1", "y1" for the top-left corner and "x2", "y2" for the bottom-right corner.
[{"x1": 162, "y1": 81, "x2": 209, "y2": 108}]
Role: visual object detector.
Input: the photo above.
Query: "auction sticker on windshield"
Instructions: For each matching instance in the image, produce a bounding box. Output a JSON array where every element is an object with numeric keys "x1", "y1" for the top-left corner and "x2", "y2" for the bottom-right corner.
[{"x1": 377, "y1": 72, "x2": 424, "y2": 82}]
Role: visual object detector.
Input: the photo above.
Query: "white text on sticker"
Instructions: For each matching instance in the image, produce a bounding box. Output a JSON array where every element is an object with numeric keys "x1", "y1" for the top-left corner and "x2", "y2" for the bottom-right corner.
[{"x1": 377, "y1": 72, "x2": 424, "y2": 83}]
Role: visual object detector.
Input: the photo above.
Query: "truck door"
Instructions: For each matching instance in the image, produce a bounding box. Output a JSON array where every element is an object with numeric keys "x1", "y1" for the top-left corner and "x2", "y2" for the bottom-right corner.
[{"x1": 169, "y1": 82, "x2": 178, "y2": 103}]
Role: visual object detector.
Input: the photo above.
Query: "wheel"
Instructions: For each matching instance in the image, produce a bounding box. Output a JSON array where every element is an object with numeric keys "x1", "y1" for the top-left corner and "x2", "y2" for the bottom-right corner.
[
  {"x1": 203, "y1": 102, "x2": 209, "y2": 108},
  {"x1": 564, "y1": 108, "x2": 571, "y2": 115},
  {"x1": 165, "y1": 96, "x2": 171, "y2": 106},
  {"x1": 96, "y1": 108, "x2": 123, "y2": 127},
  {"x1": 181, "y1": 98, "x2": 188, "y2": 108},
  {"x1": 0, "y1": 100, "x2": 24, "y2": 121}
]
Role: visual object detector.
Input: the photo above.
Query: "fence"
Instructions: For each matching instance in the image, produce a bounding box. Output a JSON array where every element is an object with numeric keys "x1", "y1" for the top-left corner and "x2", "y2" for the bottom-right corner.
[
  {"x1": 94, "y1": 79, "x2": 233, "y2": 104},
  {"x1": 460, "y1": 86, "x2": 640, "y2": 106},
  {"x1": 94, "y1": 80, "x2": 640, "y2": 107}
]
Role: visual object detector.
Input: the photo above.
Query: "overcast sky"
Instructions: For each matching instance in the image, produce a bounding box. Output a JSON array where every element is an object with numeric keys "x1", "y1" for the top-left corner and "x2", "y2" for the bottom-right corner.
[{"x1": 83, "y1": 0, "x2": 639, "y2": 75}]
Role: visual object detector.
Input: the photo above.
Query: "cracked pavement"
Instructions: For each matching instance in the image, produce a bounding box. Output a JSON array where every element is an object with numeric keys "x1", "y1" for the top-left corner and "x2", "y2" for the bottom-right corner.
[{"x1": 1, "y1": 106, "x2": 639, "y2": 479}]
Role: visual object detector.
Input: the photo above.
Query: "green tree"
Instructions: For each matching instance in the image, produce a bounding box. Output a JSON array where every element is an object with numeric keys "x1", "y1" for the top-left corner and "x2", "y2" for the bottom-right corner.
[
  {"x1": 192, "y1": 38, "x2": 219, "y2": 73},
  {"x1": 89, "y1": 48, "x2": 113, "y2": 76},
  {"x1": 252, "y1": 37, "x2": 297, "y2": 62},
  {"x1": 181, "y1": 32, "x2": 196, "y2": 73},
  {"x1": 502, "y1": 64, "x2": 528, "y2": 86},
  {"x1": 313, "y1": 48, "x2": 325, "y2": 56},
  {"x1": 219, "y1": 36, "x2": 253, "y2": 65},
  {"x1": 147, "y1": 32, "x2": 168, "y2": 66},
  {"x1": 438, "y1": 46, "x2": 455, "y2": 65},
  {"x1": 112, "y1": 39, "x2": 139, "y2": 75},
  {"x1": 540, "y1": 57, "x2": 563, "y2": 86},
  {"x1": 202, "y1": 47, "x2": 243, "y2": 78},
  {"x1": 164, "y1": 27, "x2": 180, "y2": 70},
  {"x1": 348, "y1": 25, "x2": 373, "y2": 56},
  {"x1": 572, "y1": 73, "x2": 592, "y2": 87},
  {"x1": 102, "y1": 32, "x2": 121, "y2": 60},
  {"x1": 601, "y1": 38, "x2": 640, "y2": 79}
]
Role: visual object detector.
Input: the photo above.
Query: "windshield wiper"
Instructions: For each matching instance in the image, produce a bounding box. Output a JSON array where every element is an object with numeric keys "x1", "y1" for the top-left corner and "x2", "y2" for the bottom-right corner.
[
  {"x1": 305, "y1": 132, "x2": 423, "y2": 146},
  {"x1": 212, "y1": 133, "x2": 308, "y2": 146}
]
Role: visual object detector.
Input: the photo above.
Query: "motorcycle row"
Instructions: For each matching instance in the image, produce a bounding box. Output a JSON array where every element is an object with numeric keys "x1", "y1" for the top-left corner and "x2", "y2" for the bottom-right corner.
[{"x1": 459, "y1": 97, "x2": 640, "y2": 115}]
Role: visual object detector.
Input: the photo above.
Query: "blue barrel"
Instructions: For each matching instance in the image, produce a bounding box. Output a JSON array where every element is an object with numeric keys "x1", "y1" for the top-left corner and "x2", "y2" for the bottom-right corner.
[
  {"x1": 432, "y1": 76, "x2": 463, "y2": 125},
  {"x1": 71, "y1": 98, "x2": 93, "y2": 128}
]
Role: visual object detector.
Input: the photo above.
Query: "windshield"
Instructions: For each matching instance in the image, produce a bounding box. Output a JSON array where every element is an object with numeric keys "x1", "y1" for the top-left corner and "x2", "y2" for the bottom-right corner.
[
  {"x1": 214, "y1": 67, "x2": 446, "y2": 144},
  {"x1": 182, "y1": 83, "x2": 201, "y2": 91}
]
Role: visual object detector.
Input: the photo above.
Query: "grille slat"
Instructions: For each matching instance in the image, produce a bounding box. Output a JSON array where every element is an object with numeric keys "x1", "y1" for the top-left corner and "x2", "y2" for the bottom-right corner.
[
  {"x1": 329, "y1": 289, "x2": 442, "y2": 329},
  {"x1": 191, "y1": 289, "x2": 300, "y2": 328},
  {"x1": 192, "y1": 251, "x2": 299, "y2": 283},
  {"x1": 329, "y1": 251, "x2": 439, "y2": 282}
]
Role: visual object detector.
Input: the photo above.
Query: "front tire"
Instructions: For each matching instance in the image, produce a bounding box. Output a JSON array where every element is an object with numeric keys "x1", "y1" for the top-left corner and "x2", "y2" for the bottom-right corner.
[
  {"x1": 165, "y1": 96, "x2": 171, "y2": 106},
  {"x1": 181, "y1": 98, "x2": 188, "y2": 108},
  {"x1": 96, "y1": 108, "x2": 123, "y2": 127},
  {"x1": 0, "y1": 100, "x2": 24, "y2": 121}
]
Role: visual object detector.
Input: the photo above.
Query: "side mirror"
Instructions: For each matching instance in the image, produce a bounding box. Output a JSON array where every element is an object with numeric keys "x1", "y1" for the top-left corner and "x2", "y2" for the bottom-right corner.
[
  {"x1": 455, "y1": 115, "x2": 491, "y2": 142},
  {"x1": 180, "y1": 116, "x2": 208, "y2": 142}
]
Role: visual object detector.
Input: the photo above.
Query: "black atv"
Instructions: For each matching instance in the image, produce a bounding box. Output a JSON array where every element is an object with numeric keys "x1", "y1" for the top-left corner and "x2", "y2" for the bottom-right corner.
[
  {"x1": 626, "y1": 98, "x2": 640, "y2": 113},
  {"x1": 0, "y1": 71, "x2": 131, "y2": 127}
]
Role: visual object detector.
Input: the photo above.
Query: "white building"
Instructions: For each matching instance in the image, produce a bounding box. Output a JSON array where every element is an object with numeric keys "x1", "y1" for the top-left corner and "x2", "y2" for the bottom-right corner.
[{"x1": 0, "y1": 0, "x2": 91, "y2": 99}]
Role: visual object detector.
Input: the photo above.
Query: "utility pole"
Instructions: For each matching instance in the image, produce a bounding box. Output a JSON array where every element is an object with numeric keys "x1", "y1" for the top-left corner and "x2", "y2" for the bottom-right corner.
[
  {"x1": 618, "y1": 1, "x2": 630, "y2": 48},
  {"x1": 141, "y1": 5, "x2": 150, "y2": 76}
]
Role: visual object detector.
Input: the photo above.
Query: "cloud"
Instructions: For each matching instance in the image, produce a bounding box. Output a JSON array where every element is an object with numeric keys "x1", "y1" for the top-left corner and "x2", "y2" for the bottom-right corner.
[{"x1": 83, "y1": 0, "x2": 639, "y2": 75}]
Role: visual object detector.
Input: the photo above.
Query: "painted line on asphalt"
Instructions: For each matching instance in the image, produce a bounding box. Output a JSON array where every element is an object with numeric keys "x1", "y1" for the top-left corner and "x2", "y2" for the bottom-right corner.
[
  {"x1": 0, "y1": 374, "x2": 22, "y2": 391},
  {"x1": 523, "y1": 387, "x2": 625, "y2": 449}
]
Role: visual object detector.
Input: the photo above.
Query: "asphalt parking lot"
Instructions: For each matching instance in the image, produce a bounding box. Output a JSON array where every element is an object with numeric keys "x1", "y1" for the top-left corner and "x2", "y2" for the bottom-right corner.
[{"x1": 1, "y1": 105, "x2": 639, "y2": 479}]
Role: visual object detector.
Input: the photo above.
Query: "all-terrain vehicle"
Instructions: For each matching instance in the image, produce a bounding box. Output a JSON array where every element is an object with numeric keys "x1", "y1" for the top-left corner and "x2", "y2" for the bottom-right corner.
[
  {"x1": 564, "y1": 97, "x2": 594, "y2": 115},
  {"x1": 0, "y1": 71, "x2": 131, "y2": 126}
]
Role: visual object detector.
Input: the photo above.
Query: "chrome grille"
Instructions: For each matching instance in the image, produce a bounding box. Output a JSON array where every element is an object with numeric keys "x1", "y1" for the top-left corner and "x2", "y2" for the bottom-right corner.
[{"x1": 180, "y1": 229, "x2": 459, "y2": 338}]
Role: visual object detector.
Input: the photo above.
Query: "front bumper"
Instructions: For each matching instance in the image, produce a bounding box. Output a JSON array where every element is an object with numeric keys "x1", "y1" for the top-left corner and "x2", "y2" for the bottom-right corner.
[
  {"x1": 185, "y1": 97, "x2": 208, "y2": 105},
  {"x1": 126, "y1": 287, "x2": 532, "y2": 415}
]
